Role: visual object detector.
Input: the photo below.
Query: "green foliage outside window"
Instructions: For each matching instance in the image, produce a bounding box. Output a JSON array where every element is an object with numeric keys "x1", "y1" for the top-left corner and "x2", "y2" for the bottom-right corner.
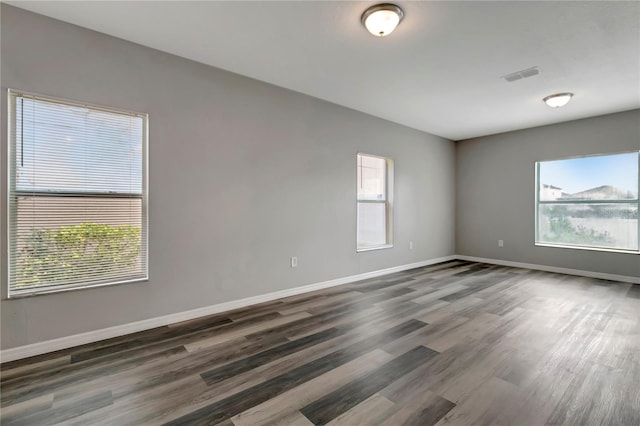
[
  {"x1": 542, "y1": 206, "x2": 614, "y2": 245},
  {"x1": 18, "y1": 223, "x2": 141, "y2": 287}
]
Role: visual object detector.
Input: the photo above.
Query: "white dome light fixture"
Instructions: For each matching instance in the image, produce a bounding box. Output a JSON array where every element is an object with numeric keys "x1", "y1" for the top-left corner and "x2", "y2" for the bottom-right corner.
[
  {"x1": 361, "y1": 3, "x2": 404, "y2": 37},
  {"x1": 543, "y1": 92, "x2": 574, "y2": 108}
]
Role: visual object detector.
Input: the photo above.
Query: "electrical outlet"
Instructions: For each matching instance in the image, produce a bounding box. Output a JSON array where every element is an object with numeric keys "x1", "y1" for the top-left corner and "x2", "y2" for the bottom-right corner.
[
  {"x1": 498, "y1": 240, "x2": 504, "y2": 248},
  {"x1": 409, "y1": 241, "x2": 413, "y2": 250},
  {"x1": 290, "y1": 256, "x2": 298, "y2": 268}
]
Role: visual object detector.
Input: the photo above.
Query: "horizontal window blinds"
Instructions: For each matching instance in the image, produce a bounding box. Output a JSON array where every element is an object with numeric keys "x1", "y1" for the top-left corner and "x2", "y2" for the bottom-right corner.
[
  {"x1": 357, "y1": 153, "x2": 392, "y2": 250},
  {"x1": 8, "y1": 91, "x2": 148, "y2": 296}
]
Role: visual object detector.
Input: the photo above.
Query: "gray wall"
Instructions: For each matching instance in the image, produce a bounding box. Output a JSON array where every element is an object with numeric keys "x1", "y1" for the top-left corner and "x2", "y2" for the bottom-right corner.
[
  {"x1": 456, "y1": 110, "x2": 640, "y2": 278},
  {"x1": 0, "y1": 6, "x2": 455, "y2": 349}
]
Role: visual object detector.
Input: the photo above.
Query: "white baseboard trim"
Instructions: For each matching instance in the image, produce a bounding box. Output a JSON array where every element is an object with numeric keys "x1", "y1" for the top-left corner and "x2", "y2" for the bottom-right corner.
[
  {"x1": 455, "y1": 255, "x2": 640, "y2": 284},
  {"x1": 0, "y1": 255, "x2": 456, "y2": 363}
]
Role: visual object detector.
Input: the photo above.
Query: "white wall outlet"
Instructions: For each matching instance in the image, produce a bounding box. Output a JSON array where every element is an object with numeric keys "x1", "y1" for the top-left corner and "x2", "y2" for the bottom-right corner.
[
  {"x1": 409, "y1": 241, "x2": 413, "y2": 250},
  {"x1": 498, "y1": 240, "x2": 504, "y2": 247},
  {"x1": 290, "y1": 256, "x2": 298, "y2": 268}
]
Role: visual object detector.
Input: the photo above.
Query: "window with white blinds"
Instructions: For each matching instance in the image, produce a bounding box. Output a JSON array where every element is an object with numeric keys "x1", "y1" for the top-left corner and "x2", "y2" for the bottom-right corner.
[
  {"x1": 8, "y1": 90, "x2": 148, "y2": 297},
  {"x1": 357, "y1": 153, "x2": 394, "y2": 251}
]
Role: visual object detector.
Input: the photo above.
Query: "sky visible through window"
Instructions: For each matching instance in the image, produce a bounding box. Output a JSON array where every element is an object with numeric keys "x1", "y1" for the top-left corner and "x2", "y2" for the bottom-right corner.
[{"x1": 539, "y1": 152, "x2": 638, "y2": 197}]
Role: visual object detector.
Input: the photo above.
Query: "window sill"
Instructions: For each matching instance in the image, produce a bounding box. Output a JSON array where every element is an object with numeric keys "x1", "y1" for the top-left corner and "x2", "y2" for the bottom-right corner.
[
  {"x1": 357, "y1": 244, "x2": 394, "y2": 253},
  {"x1": 535, "y1": 243, "x2": 640, "y2": 255},
  {"x1": 6, "y1": 276, "x2": 149, "y2": 299}
]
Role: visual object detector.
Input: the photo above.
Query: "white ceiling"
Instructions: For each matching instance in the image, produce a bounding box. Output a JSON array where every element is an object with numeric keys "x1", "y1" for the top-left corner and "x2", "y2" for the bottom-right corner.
[{"x1": 7, "y1": 1, "x2": 640, "y2": 140}]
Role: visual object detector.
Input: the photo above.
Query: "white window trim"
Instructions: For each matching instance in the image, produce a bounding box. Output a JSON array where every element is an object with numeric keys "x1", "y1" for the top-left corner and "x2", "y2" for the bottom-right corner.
[
  {"x1": 6, "y1": 89, "x2": 150, "y2": 298},
  {"x1": 534, "y1": 151, "x2": 640, "y2": 255},
  {"x1": 356, "y1": 152, "x2": 394, "y2": 252}
]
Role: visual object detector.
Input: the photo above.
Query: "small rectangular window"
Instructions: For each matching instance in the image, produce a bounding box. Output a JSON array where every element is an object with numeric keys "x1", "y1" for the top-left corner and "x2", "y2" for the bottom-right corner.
[
  {"x1": 8, "y1": 90, "x2": 149, "y2": 296},
  {"x1": 357, "y1": 153, "x2": 393, "y2": 251},
  {"x1": 535, "y1": 152, "x2": 639, "y2": 253}
]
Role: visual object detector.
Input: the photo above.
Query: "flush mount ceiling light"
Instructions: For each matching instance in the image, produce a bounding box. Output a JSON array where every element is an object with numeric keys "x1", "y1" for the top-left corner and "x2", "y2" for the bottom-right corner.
[
  {"x1": 361, "y1": 3, "x2": 404, "y2": 37},
  {"x1": 543, "y1": 92, "x2": 574, "y2": 108}
]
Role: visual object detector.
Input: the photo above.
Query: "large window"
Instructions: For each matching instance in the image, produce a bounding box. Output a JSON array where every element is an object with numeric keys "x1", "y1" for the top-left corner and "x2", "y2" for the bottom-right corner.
[
  {"x1": 357, "y1": 153, "x2": 393, "y2": 251},
  {"x1": 536, "y1": 152, "x2": 639, "y2": 253},
  {"x1": 8, "y1": 90, "x2": 148, "y2": 297}
]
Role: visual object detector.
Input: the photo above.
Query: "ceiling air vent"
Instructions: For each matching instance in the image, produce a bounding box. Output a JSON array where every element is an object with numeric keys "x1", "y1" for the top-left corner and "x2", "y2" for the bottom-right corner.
[{"x1": 502, "y1": 66, "x2": 540, "y2": 83}]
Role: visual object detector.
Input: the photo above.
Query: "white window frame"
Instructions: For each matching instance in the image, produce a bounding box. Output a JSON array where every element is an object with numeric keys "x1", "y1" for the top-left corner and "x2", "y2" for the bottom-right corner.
[
  {"x1": 356, "y1": 153, "x2": 394, "y2": 252},
  {"x1": 534, "y1": 151, "x2": 640, "y2": 254},
  {"x1": 6, "y1": 89, "x2": 149, "y2": 298}
]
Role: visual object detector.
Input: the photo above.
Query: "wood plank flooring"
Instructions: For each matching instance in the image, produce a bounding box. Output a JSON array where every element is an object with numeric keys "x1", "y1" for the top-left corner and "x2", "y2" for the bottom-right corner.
[{"x1": 1, "y1": 260, "x2": 639, "y2": 425}]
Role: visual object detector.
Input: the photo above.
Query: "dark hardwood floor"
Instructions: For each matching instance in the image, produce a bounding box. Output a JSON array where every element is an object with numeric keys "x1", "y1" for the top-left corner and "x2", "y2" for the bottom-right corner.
[{"x1": 1, "y1": 260, "x2": 639, "y2": 425}]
